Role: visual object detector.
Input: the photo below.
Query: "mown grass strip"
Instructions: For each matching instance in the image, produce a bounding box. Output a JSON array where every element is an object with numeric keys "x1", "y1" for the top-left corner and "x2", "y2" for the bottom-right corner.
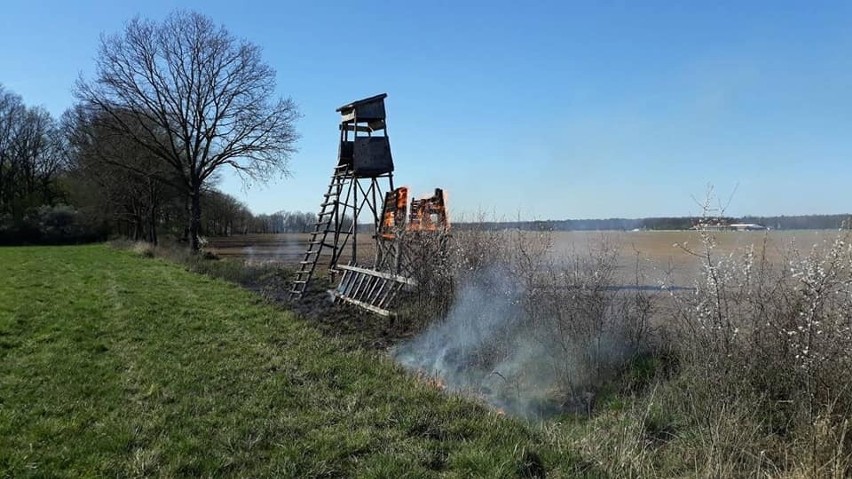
[{"x1": 0, "y1": 245, "x2": 592, "y2": 478}]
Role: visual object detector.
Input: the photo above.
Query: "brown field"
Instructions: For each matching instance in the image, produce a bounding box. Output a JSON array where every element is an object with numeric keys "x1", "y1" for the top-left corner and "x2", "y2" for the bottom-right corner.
[
  {"x1": 208, "y1": 232, "x2": 377, "y2": 265},
  {"x1": 544, "y1": 229, "x2": 839, "y2": 286},
  {"x1": 207, "y1": 229, "x2": 840, "y2": 287}
]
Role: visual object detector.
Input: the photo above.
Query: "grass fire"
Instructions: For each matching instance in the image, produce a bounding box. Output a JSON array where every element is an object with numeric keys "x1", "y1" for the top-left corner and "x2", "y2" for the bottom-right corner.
[{"x1": 3, "y1": 3, "x2": 852, "y2": 477}]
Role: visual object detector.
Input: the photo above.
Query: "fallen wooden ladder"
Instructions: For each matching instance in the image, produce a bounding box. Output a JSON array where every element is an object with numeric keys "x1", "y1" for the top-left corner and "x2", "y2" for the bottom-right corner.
[{"x1": 328, "y1": 264, "x2": 416, "y2": 316}]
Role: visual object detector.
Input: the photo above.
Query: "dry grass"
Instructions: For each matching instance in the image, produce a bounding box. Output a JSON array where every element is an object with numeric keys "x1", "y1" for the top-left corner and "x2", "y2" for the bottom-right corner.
[{"x1": 130, "y1": 240, "x2": 156, "y2": 258}]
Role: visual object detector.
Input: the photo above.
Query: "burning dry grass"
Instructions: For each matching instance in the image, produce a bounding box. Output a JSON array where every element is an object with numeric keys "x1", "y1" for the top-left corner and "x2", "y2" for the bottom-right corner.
[
  {"x1": 393, "y1": 229, "x2": 656, "y2": 421},
  {"x1": 417, "y1": 371, "x2": 448, "y2": 391}
]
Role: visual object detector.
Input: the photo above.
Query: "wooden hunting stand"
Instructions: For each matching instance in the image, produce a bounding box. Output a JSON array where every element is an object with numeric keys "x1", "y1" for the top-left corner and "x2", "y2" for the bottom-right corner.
[
  {"x1": 289, "y1": 94, "x2": 401, "y2": 308},
  {"x1": 289, "y1": 93, "x2": 450, "y2": 315}
]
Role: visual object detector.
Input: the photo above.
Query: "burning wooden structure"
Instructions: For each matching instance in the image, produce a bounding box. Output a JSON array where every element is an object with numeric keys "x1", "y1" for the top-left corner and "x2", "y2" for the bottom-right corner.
[{"x1": 288, "y1": 93, "x2": 449, "y2": 316}]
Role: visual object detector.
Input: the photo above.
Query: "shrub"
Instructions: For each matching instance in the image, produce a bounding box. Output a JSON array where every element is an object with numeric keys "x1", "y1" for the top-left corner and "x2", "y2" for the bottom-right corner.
[
  {"x1": 131, "y1": 241, "x2": 156, "y2": 258},
  {"x1": 0, "y1": 205, "x2": 106, "y2": 245},
  {"x1": 655, "y1": 211, "x2": 852, "y2": 476}
]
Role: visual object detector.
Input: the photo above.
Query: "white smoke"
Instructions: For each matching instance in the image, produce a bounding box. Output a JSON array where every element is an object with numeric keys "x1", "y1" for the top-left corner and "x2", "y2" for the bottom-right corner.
[
  {"x1": 393, "y1": 267, "x2": 560, "y2": 418},
  {"x1": 393, "y1": 264, "x2": 644, "y2": 419}
]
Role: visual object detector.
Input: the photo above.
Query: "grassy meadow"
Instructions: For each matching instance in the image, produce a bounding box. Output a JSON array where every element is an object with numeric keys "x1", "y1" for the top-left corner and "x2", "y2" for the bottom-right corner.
[{"x1": 0, "y1": 245, "x2": 591, "y2": 477}]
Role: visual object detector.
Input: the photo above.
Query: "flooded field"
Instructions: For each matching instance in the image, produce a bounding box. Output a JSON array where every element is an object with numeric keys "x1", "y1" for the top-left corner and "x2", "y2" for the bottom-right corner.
[
  {"x1": 208, "y1": 232, "x2": 376, "y2": 265},
  {"x1": 207, "y1": 230, "x2": 840, "y2": 288}
]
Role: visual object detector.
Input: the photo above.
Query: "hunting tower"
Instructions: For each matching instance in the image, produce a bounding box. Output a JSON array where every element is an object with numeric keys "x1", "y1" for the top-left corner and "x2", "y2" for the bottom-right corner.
[{"x1": 288, "y1": 94, "x2": 396, "y2": 300}]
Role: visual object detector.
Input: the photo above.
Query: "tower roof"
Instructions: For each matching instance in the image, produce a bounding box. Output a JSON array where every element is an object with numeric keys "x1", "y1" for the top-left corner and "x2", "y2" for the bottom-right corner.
[{"x1": 336, "y1": 93, "x2": 388, "y2": 114}]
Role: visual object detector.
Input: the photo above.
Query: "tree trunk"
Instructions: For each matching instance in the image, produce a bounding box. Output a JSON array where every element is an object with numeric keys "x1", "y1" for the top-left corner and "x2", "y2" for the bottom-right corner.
[
  {"x1": 149, "y1": 203, "x2": 158, "y2": 246},
  {"x1": 148, "y1": 181, "x2": 159, "y2": 246},
  {"x1": 180, "y1": 194, "x2": 189, "y2": 243},
  {"x1": 132, "y1": 215, "x2": 141, "y2": 241},
  {"x1": 188, "y1": 187, "x2": 202, "y2": 252}
]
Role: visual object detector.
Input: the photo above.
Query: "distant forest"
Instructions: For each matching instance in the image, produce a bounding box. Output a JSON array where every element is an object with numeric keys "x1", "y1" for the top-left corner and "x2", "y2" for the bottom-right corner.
[{"x1": 454, "y1": 214, "x2": 852, "y2": 232}]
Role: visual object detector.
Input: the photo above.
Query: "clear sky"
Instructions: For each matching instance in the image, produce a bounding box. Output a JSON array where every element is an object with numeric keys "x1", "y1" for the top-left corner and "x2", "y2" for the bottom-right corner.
[{"x1": 2, "y1": 1, "x2": 851, "y2": 219}]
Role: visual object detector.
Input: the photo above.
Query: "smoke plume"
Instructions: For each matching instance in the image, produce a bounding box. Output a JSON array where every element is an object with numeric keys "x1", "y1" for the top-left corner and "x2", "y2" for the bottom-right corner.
[{"x1": 393, "y1": 261, "x2": 648, "y2": 419}]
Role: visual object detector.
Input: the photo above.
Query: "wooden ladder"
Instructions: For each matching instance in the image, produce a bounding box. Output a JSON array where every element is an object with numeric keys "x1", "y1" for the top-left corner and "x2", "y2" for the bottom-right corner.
[
  {"x1": 288, "y1": 165, "x2": 349, "y2": 300},
  {"x1": 329, "y1": 264, "x2": 416, "y2": 316}
]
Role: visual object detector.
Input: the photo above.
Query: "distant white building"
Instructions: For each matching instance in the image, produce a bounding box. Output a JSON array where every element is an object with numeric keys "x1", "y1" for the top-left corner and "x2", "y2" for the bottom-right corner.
[
  {"x1": 729, "y1": 223, "x2": 770, "y2": 231},
  {"x1": 692, "y1": 223, "x2": 770, "y2": 231}
]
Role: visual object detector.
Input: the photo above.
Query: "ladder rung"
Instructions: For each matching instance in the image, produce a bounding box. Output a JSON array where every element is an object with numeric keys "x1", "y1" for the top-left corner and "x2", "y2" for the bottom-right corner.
[
  {"x1": 292, "y1": 280, "x2": 307, "y2": 284},
  {"x1": 299, "y1": 260, "x2": 316, "y2": 264}
]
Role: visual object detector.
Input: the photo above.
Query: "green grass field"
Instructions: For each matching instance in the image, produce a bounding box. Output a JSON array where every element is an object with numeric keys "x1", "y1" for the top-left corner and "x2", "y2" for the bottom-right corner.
[{"x1": 0, "y1": 245, "x2": 595, "y2": 478}]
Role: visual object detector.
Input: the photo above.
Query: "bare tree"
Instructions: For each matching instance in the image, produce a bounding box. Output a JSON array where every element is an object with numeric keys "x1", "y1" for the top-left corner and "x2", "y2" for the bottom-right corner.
[
  {"x1": 0, "y1": 86, "x2": 26, "y2": 216},
  {"x1": 0, "y1": 85, "x2": 66, "y2": 221},
  {"x1": 75, "y1": 10, "x2": 299, "y2": 251},
  {"x1": 62, "y1": 106, "x2": 182, "y2": 244}
]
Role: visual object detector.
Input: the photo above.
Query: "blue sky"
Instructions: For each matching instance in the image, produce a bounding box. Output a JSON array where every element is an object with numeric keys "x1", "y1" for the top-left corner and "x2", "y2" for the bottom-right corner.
[{"x1": 2, "y1": 1, "x2": 851, "y2": 219}]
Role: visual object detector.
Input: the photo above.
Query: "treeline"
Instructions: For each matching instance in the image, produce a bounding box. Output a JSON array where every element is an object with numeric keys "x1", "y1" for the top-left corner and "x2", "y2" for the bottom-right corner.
[
  {"x1": 739, "y1": 214, "x2": 852, "y2": 230},
  {"x1": 0, "y1": 85, "x2": 94, "y2": 244},
  {"x1": 456, "y1": 214, "x2": 852, "y2": 232},
  {"x1": 251, "y1": 211, "x2": 354, "y2": 234},
  {"x1": 0, "y1": 83, "x2": 314, "y2": 245}
]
